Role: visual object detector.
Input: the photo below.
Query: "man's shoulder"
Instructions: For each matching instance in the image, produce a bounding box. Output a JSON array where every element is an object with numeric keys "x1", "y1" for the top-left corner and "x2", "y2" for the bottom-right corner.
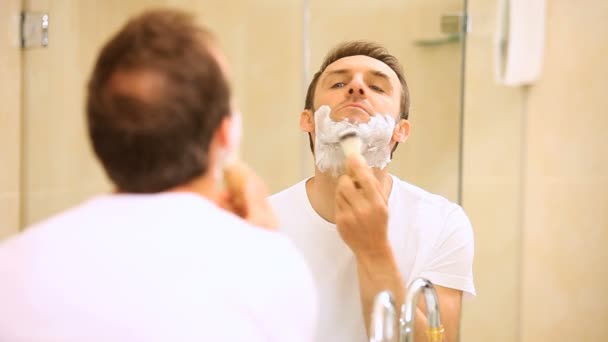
[
  {"x1": 391, "y1": 176, "x2": 458, "y2": 210},
  {"x1": 390, "y1": 175, "x2": 469, "y2": 228},
  {"x1": 0, "y1": 194, "x2": 310, "y2": 282},
  {"x1": 0, "y1": 194, "x2": 272, "y2": 257},
  {"x1": 0, "y1": 197, "x2": 103, "y2": 250}
]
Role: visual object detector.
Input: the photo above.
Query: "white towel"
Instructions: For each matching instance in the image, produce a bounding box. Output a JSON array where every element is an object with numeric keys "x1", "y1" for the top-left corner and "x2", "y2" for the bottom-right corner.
[{"x1": 495, "y1": 0, "x2": 546, "y2": 86}]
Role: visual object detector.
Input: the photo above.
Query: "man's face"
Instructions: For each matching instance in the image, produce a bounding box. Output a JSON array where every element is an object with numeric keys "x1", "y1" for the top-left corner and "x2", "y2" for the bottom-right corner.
[
  {"x1": 314, "y1": 55, "x2": 402, "y2": 123},
  {"x1": 300, "y1": 54, "x2": 409, "y2": 173}
]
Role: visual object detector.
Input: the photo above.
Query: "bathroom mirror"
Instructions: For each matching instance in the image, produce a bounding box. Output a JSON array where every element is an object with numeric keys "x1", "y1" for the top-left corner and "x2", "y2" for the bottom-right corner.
[{"x1": 19, "y1": 0, "x2": 466, "y2": 225}]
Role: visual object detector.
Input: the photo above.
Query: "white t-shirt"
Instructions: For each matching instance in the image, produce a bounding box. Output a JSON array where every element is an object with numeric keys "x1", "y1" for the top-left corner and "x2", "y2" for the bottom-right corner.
[
  {"x1": 269, "y1": 175, "x2": 475, "y2": 342},
  {"x1": 0, "y1": 193, "x2": 317, "y2": 342}
]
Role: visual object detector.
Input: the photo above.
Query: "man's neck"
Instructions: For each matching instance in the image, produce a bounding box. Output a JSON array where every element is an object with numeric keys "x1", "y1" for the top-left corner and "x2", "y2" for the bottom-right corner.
[{"x1": 305, "y1": 167, "x2": 393, "y2": 224}]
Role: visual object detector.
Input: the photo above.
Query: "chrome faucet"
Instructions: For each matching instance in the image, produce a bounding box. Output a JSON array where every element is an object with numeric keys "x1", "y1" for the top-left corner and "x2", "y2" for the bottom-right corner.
[
  {"x1": 401, "y1": 278, "x2": 444, "y2": 342},
  {"x1": 369, "y1": 291, "x2": 397, "y2": 342},
  {"x1": 369, "y1": 278, "x2": 444, "y2": 342}
]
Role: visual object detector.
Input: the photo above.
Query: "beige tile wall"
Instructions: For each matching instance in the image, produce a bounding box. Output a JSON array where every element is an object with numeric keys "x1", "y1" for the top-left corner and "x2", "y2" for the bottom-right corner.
[
  {"x1": 461, "y1": 1, "x2": 525, "y2": 340},
  {"x1": 463, "y1": 0, "x2": 608, "y2": 341},
  {"x1": 191, "y1": 1, "x2": 305, "y2": 193},
  {"x1": 0, "y1": 0, "x2": 22, "y2": 239},
  {"x1": 521, "y1": 0, "x2": 608, "y2": 340},
  {"x1": 21, "y1": 0, "x2": 116, "y2": 226}
]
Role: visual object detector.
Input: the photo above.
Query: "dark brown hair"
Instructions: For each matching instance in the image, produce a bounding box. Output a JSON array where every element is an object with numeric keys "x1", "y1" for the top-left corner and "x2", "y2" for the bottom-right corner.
[
  {"x1": 87, "y1": 9, "x2": 230, "y2": 193},
  {"x1": 304, "y1": 41, "x2": 410, "y2": 152}
]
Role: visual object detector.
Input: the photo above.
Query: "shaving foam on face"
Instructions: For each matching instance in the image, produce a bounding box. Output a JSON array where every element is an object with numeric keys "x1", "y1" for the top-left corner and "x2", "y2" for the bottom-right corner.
[{"x1": 314, "y1": 105, "x2": 396, "y2": 176}]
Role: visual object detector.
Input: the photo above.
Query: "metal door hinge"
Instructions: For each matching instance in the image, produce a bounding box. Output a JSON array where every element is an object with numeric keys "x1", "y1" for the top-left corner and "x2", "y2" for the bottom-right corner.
[
  {"x1": 21, "y1": 12, "x2": 49, "y2": 48},
  {"x1": 440, "y1": 13, "x2": 469, "y2": 35},
  {"x1": 414, "y1": 13, "x2": 470, "y2": 47}
]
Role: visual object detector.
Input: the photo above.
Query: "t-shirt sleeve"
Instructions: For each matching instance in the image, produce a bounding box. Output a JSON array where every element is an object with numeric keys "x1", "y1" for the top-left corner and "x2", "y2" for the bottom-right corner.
[{"x1": 418, "y1": 206, "x2": 476, "y2": 297}]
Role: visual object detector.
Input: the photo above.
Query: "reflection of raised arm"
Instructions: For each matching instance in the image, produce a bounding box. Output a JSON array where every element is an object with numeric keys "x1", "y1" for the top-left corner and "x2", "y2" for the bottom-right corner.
[
  {"x1": 431, "y1": 285, "x2": 462, "y2": 342},
  {"x1": 333, "y1": 155, "x2": 408, "y2": 337},
  {"x1": 335, "y1": 155, "x2": 464, "y2": 342}
]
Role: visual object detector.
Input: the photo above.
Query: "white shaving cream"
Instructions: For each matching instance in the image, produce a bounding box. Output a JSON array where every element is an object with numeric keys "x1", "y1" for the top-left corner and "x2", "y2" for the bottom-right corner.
[{"x1": 314, "y1": 105, "x2": 396, "y2": 176}]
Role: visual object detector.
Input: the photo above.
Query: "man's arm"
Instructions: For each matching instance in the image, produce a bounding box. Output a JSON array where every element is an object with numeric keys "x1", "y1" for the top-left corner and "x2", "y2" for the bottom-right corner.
[
  {"x1": 335, "y1": 156, "x2": 464, "y2": 341},
  {"x1": 355, "y1": 239, "x2": 465, "y2": 342},
  {"x1": 432, "y1": 286, "x2": 463, "y2": 342}
]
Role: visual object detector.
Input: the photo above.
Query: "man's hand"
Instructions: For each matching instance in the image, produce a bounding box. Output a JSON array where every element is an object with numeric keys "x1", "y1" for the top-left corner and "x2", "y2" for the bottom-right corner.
[
  {"x1": 335, "y1": 155, "x2": 390, "y2": 258},
  {"x1": 221, "y1": 161, "x2": 278, "y2": 230},
  {"x1": 335, "y1": 155, "x2": 406, "y2": 337}
]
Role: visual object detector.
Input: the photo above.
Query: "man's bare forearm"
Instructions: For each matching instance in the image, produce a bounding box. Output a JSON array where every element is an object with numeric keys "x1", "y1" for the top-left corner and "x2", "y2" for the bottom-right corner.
[{"x1": 356, "y1": 248, "x2": 431, "y2": 341}]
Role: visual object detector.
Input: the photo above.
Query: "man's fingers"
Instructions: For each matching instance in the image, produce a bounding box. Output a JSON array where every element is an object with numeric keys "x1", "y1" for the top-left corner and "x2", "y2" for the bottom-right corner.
[
  {"x1": 216, "y1": 191, "x2": 233, "y2": 211},
  {"x1": 335, "y1": 189, "x2": 348, "y2": 211},
  {"x1": 344, "y1": 154, "x2": 364, "y2": 177},
  {"x1": 344, "y1": 155, "x2": 383, "y2": 201},
  {"x1": 336, "y1": 174, "x2": 370, "y2": 212},
  {"x1": 335, "y1": 191, "x2": 358, "y2": 229},
  {"x1": 223, "y1": 161, "x2": 277, "y2": 230}
]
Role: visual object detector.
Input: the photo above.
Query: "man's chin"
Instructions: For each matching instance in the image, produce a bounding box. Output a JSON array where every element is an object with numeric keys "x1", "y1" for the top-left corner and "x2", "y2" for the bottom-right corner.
[
  {"x1": 329, "y1": 166, "x2": 347, "y2": 178},
  {"x1": 315, "y1": 161, "x2": 346, "y2": 178}
]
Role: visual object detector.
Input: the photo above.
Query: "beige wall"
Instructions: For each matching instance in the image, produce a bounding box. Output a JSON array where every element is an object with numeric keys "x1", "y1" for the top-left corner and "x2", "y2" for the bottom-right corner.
[
  {"x1": 521, "y1": 0, "x2": 608, "y2": 340},
  {"x1": 21, "y1": 0, "x2": 112, "y2": 226},
  {"x1": 462, "y1": 0, "x2": 608, "y2": 341},
  {"x1": 0, "y1": 0, "x2": 22, "y2": 239},
  {"x1": 461, "y1": 0, "x2": 525, "y2": 340}
]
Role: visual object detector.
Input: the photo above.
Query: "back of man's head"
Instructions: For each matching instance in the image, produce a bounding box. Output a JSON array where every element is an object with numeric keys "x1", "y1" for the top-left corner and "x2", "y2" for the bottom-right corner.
[{"x1": 87, "y1": 9, "x2": 230, "y2": 193}]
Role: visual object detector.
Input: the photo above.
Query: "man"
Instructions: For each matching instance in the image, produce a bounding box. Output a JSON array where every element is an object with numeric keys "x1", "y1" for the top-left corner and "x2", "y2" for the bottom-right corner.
[
  {"x1": 0, "y1": 9, "x2": 316, "y2": 342},
  {"x1": 270, "y1": 41, "x2": 475, "y2": 342}
]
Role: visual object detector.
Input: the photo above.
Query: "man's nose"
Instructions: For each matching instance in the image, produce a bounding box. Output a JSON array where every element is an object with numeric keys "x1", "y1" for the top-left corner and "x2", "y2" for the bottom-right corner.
[
  {"x1": 348, "y1": 87, "x2": 365, "y2": 96},
  {"x1": 347, "y1": 76, "x2": 367, "y2": 98}
]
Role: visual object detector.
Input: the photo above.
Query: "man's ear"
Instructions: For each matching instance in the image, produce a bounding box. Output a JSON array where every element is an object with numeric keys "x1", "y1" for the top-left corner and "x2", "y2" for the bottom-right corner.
[
  {"x1": 215, "y1": 115, "x2": 232, "y2": 149},
  {"x1": 392, "y1": 119, "x2": 411, "y2": 143},
  {"x1": 215, "y1": 113, "x2": 241, "y2": 151},
  {"x1": 300, "y1": 109, "x2": 315, "y2": 133}
]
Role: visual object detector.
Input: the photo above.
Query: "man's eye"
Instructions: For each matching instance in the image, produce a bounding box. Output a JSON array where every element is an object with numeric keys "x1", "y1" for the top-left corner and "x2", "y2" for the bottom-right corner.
[
  {"x1": 370, "y1": 85, "x2": 384, "y2": 92},
  {"x1": 331, "y1": 82, "x2": 346, "y2": 88}
]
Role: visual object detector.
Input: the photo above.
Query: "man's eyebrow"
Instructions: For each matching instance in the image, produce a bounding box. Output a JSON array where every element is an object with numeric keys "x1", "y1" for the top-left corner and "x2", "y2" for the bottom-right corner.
[
  {"x1": 324, "y1": 69, "x2": 350, "y2": 77},
  {"x1": 370, "y1": 70, "x2": 391, "y2": 81},
  {"x1": 320, "y1": 69, "x2": 350, "y2": 86},
  {"x1": 321, "y1": 68, "x2": 393, "y2": 88}
]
